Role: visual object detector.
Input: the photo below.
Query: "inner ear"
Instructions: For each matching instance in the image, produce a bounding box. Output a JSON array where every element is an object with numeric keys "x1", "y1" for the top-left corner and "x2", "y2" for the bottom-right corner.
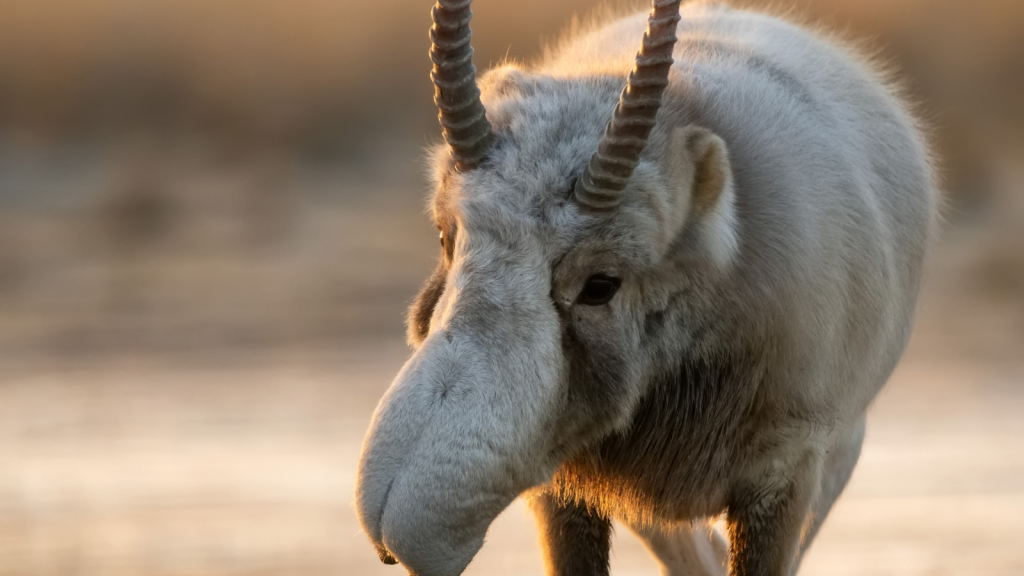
[{"x1": 662, "y1": 125, "x2": 739, "y2": 269}]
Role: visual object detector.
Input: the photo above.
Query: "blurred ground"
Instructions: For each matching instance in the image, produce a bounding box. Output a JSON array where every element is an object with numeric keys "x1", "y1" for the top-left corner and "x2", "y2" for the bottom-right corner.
[
  {"x1": 1, "y1": 335, "x2": 1021, "y2": 576},
  {"x1": 0, "y1": 0, "x2": 1022, "y2": 574}
]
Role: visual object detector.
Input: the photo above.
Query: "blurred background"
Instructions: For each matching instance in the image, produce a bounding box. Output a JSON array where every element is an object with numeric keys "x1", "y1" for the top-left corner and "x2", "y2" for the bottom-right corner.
[{"x1": 0, "y1": 0, "x2": 1021, "y2": 575}]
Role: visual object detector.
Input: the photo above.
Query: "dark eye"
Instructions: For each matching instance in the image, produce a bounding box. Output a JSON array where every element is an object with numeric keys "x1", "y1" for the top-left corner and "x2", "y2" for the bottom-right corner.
[
  {"x1": 577, "y1": 274, "x2": 621, "y2": 306},
  {"x1": 439, "y1": 230, "x2": 445, "y2": 248}
]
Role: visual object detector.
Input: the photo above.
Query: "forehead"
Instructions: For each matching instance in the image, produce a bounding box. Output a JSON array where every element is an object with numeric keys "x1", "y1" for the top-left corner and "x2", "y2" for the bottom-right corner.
[{"x1": 431, "y1": 73, "x2": 623, "y2": 231}]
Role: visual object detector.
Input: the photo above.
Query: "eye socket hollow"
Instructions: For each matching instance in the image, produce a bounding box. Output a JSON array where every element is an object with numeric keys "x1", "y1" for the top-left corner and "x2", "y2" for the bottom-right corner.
[{"x1": 577, "y1": 274, "x2": 621, "y2": 306}]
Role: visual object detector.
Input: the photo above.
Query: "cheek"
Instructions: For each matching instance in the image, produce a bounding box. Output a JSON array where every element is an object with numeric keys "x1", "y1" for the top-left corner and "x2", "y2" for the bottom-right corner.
[{"x1": 555, "y1": 314, "x2": 641, "y2": 448}]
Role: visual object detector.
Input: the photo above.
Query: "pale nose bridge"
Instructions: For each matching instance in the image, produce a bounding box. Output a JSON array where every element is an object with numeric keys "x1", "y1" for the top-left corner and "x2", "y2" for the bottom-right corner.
[
  {"x1": 433, "y1": 234, "x2": 550, "y2": 341},
  {"x1": 446, "y1": 282, "x2": 507, "y2": 338},
  {"x1": 446, "y1": 273, "x2": 548, "y2": 350}
]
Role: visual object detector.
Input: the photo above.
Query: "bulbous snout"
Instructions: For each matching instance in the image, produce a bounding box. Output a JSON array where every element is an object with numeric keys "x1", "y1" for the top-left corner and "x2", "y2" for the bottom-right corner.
[{"x1": 355, "y1": 322, "x2": 562, "y2": 575}]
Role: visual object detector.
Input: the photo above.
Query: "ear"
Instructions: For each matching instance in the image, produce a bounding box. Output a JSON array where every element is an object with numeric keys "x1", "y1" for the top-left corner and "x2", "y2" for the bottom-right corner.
[{"x1": 662, "y1": 125, "x2": 739, "y2": 270}]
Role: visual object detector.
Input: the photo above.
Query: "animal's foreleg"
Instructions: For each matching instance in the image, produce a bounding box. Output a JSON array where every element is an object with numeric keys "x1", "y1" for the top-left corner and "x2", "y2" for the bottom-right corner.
[
  {"x1": 530, "y1": 491, "x2": 612, "y2": 576},
  {"x1": 797, "y1": 417, "x2": 865, "y2": 561},
  {"x1": 725, "y1": 449, "x2": 823, "y2": 576}
]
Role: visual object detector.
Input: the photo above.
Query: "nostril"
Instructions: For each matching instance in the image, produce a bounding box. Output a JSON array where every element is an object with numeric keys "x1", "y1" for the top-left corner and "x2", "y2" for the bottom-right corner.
[{"x1": 376, "y1": 544, "x2": 399, "y2": 565}]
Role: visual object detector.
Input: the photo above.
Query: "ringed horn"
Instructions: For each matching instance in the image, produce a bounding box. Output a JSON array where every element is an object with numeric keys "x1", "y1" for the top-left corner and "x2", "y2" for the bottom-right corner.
[
  {"x1": 430, "y1": 0, "x2": 495, "y2": 172},
  {"x1": 574, "y1": 0, "x2": 684, "y2": 212},
  {"x1": 429, "y1": 0, "x2": 683, "y2": 209}
]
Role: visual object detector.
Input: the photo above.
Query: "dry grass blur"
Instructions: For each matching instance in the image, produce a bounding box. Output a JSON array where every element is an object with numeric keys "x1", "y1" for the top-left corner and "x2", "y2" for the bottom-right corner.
[{"x1": 0, "y1": 0, "x2": 1021, "y2": 575}]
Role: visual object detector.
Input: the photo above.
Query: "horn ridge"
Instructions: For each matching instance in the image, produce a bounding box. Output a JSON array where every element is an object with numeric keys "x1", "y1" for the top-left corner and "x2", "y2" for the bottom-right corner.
[
  {"x1": 573, "y1": 0, "x2": 683, "y2": 213},
  {"x1": 430, "y1": 0, "x2": 494, "y2": 172}
]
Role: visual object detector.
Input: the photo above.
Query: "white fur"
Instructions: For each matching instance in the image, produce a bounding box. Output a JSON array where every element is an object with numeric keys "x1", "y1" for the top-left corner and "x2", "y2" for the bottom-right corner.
[{"x1": 356, "y1": 3, "x2": 936, "y2": 575}]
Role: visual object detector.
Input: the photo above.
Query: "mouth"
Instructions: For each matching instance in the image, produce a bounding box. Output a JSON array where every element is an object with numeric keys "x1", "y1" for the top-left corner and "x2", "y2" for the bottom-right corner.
[
  {"x1": 359, "y1": 450, "x2": 508, "y2": 576},
  {"x1": 375, "y1": 544, "x2": 399, "y2": 565},
  {"x1": 370, "y1": 476, "x2": 399, "y2": 564}
]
